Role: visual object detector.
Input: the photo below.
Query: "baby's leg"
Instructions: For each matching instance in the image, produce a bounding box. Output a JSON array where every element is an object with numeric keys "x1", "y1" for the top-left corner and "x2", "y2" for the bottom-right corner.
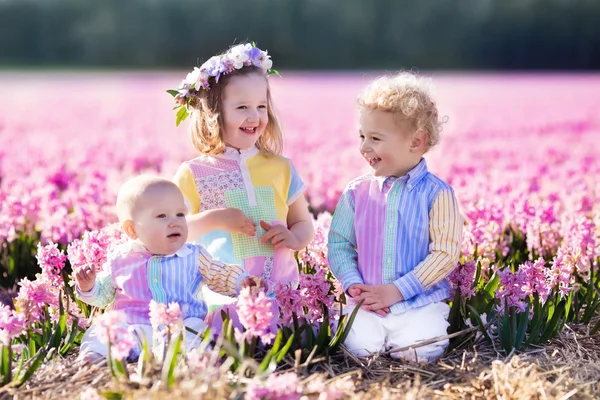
[
  {"x1": 129, "y1": 324, "x2": 154, "y2": 361},
  {"x1": 341, "y1": 305, "x2": 386, "y2": 357},
  {"x1": 78, "y1": 323, "x2": 108, "y2": 365},
  {"x1": 183, "y1": 317, "x2": 209, "y2": 350},
  {"x1": 385, "y1": 302, "x2": 450, "y2": 363}
]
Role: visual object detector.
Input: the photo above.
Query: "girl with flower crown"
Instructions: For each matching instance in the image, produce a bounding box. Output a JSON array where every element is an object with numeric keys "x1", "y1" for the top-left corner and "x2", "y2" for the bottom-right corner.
[{"x1": 169, "y1": 42, "x2": 315, "y2": 334}]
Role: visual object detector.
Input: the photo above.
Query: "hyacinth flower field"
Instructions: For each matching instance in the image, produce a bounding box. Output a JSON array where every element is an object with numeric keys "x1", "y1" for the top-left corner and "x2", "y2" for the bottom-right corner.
[{"x1": 1, "y1": 72, "x2": 600, "y2": 399}]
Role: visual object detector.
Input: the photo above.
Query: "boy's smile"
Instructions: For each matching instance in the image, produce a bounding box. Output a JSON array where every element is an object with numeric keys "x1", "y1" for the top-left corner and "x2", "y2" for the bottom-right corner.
[{"x1": 358, "y1": 109, "x2": 424, "y2": 178}]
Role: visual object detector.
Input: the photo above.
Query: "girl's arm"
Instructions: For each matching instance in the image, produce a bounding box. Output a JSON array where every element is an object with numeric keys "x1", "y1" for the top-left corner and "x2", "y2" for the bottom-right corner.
[
  {"x1": 186, "y1": 208, "x2": 257, "y2": 241},
  {"x1": 286, "y1": 194, "x2": 315, "y2": 250},
  {"x1": 175, "y1": 162, "x2": 256, "y2": 240}
]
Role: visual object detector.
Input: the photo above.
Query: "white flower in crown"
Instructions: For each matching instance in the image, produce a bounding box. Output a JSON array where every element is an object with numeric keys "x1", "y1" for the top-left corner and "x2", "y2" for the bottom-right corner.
[
  {"x1": 260, "y1": 51, "x2": 273, "y2": 72},
  {"x1": 228, "y1": 43, "x2": 251, "y2": 69},
  {"x1": 184, "y1": 67, "x2": 202, "y2": 87}
]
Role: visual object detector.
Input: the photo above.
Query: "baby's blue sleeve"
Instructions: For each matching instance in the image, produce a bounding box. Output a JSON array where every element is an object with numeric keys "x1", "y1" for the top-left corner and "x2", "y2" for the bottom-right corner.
[{"x1": 287, "y1": 161, "x2": 307, "y2": 205}]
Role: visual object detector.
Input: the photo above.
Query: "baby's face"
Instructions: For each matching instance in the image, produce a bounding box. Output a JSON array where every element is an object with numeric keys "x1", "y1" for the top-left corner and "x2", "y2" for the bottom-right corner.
[{"x1": 131, "y1": 187, "x2": 188, "y2": 255}]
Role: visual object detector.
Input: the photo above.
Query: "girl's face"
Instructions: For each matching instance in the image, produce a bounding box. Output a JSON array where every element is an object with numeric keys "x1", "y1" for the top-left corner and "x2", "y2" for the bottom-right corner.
[{"x1": 221, "y1": 74, "x2": 269, "y2": 151}]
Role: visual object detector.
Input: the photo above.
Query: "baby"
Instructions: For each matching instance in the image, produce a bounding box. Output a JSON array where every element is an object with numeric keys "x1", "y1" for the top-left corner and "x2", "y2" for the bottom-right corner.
[{"x1": 74, "y1": 175, "x2": 262, "y2": 364}]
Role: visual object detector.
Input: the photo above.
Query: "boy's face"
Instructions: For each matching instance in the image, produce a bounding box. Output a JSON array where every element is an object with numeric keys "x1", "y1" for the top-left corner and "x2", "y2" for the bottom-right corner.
[
  {"x1": 221, "y1": 73, "x2": 269, "y2": 151},
  {"x1": 358, "y1": 109, "x2": 423, "y2": 178},
  {"x1": 129, "y1": 186, "x2": 188, "y2": 255}
]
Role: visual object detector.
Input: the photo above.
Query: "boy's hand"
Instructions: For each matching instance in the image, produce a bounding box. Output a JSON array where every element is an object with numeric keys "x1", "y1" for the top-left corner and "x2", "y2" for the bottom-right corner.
[
  {"x1": 348, "y1": 284, "x2": 391, "y2": 317},
  {"x1": 240, "y1": 276, "x2": 269, "y2": 293},
  {"x1": 74, "y1": 266, "x2": 97, "y2": 292},
  {"x1": 217, "y1": 208, "x2": 256, "y2": 237},
  {"x1": 259, "y1": 221, "x2": 301, "y2": 250},
  {"x1": 347, "y1": 285, "x2": 362, "y2": 298},
  {"x1": 353, "y1": 283, "x2": 402, "y2": 315}
]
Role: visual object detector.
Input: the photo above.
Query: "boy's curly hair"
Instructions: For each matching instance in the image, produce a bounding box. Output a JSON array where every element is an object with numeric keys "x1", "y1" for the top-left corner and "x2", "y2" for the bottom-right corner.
[{"x1": 358, "y1": 72, "x2": 445, "y2": 150}]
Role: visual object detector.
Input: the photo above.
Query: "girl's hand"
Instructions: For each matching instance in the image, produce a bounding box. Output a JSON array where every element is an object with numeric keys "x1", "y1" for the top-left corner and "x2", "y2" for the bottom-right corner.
[
  {"x1": 259, "y1": 221, "x2": 301, "y2": 250},
  {"x1": 74, "y1": 266, "x2": 97, "y2": 292},
  {"x1": 217, "y1": 208, "x2": 256, "y2": 236}
]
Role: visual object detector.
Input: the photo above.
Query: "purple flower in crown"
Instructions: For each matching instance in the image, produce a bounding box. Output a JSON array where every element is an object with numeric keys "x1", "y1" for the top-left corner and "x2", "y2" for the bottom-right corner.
[
  {"x1": 246, "y1": 46, "x2": 263, "y2": 67},
  {"x1": 203, "y1": 56, "x2": 227, "y2": 82}
]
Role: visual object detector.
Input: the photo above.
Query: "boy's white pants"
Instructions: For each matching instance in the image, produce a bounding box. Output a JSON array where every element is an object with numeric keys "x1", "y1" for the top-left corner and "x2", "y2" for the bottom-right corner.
[
  {"x1": 343, "y1": 302, "x2": 450, "y2": 362},
  {"x1": 79, "y1": 317, "x2": 207, "y2": 361}
]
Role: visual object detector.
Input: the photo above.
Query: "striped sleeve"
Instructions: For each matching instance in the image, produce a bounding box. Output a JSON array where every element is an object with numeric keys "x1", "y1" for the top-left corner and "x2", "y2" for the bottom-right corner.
[
  {"x1": 327, "y1": 188, "x2": 364, "y2": 291},
  {"x1": 393, "y1": 189, "x2": 464, "y2": 300},
  {"x1": 197, "y1": 246, "x2": 248, "y2": 297},
  {"x1": 75, "y1": 261, "x2": 116, "y2": 308},
  {"x1": 173, "y1": 163, "x2": 200, "y2": 214}
]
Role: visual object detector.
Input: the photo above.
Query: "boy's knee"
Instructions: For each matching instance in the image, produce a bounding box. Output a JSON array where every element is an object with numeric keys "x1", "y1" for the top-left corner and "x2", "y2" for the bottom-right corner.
[{"x1": 342, "y1": 306, "x2": 386, "y2": 356}]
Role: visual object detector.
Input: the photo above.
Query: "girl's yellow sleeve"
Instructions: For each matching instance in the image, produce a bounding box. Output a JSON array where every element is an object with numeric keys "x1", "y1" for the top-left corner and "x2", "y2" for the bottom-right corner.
[{"x1": 173, "y1": 163, "x2": 200, "y2": 214}]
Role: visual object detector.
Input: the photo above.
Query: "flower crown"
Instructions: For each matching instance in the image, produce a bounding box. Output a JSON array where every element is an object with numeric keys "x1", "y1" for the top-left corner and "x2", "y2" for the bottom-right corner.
[{"x1": 167, "y1": 42, "x2": 278, "y2": 126}]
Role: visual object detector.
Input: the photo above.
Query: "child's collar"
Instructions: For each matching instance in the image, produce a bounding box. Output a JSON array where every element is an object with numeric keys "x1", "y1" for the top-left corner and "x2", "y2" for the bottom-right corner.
[
  {"x1": 376, "y1": 158, "x2": 429, "y2": 192},
  {"x1": 115, "y1": 240, "x2": 193, "y2": 258},
  {"x1": 214, "y1": 145, "x2": 259, "y2": 160}
]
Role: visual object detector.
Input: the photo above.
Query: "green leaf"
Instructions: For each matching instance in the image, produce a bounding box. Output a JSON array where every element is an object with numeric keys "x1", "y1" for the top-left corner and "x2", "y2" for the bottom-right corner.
[
  {"x1": 498, "y1": 301, "x2": 513, "y2": 353},
  {"x1": 162, "y1": 332, "x2": 182, "y2": 388},
  {"x1": 539, "y1": 300, "x2": 566, "y2": 343},
  {"x1": 466, "y1": 305, "x2": 492, "y2": 343},
  {"x1": 60, "y1": 318, "x2": 81, "y2": 356},
  {"x1": 335, "y1": 300, "x2": 362, "y2": 347},
  {"x1": 276, "y1": 334, "x2": 296, "y2": 363},
  {"x1": 1, "y1": 344, "x2": 11, "y2": 385},
  {"x1": 314, "y1": 306, "x2": 330, "y2": 353},
  {"x1": 114, "y1": 359, "x2": 128, "y2": 380},
  {"x1": 581, "y1": 295, "x2": 600, "y2": 324},
  {"x1": 175, "y1": 107, "x2": 189, "y2": 127},
  {"x1": 166, "y1": 89, "x2": 179, "y2": 97},
  {"x1": 258, "y1": 350, "x2": 276, "y2": 374},
  {"x1": 564, "y1": 291, "x2": 574, "y2": 321},
  {"x1": 514, "y1": 300, "x2": 530, "y2": 350},
  {"x1": 484, "y1": 272, "x2": 500, "y2": 298},
  {"x1": 14, "y1": 347, "x2": 47, "y2": 387},
  {"x1": 526, "y1": 295, "x2": 543, "y2": 345},
  {"x1": 448, "y1": 289, "x2": 463, "y2": 334},
  {"x1": 101, "y1": 391, "x2": 124, "y2": 400}
]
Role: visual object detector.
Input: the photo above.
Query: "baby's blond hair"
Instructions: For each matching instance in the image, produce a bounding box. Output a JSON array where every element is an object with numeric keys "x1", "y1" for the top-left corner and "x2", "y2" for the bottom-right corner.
[
  {"x1": 116, "y1": 175, "x2": 180, "y2": 222},
  {"x1": 358, "y1": 72, "x2": 445, "y2": 150}
]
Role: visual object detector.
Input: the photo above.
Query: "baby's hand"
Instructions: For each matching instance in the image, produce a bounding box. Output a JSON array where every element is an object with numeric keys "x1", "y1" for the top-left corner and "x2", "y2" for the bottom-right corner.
[
  {"x1": 218, "y1": 208, "x2": 256, "y2": 237},
  {"x1": 240, "y1": 276, "x2": 269, "y2": 294},
  {"x1": 259, "y1": 221, "x2": 301, "y2": 250},
  {"x1": 74, "y1": 266, "x2": 97, "y2": 292}
]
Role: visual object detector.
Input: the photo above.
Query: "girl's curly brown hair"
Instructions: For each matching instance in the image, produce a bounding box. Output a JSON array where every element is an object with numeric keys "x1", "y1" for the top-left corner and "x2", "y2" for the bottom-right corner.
[
  {"x1": 188, "y1": 65, "x2": 283, "y2": 156},
  {"x1": 358, "y1": 72, "x2": 446, "y2": 151}
]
